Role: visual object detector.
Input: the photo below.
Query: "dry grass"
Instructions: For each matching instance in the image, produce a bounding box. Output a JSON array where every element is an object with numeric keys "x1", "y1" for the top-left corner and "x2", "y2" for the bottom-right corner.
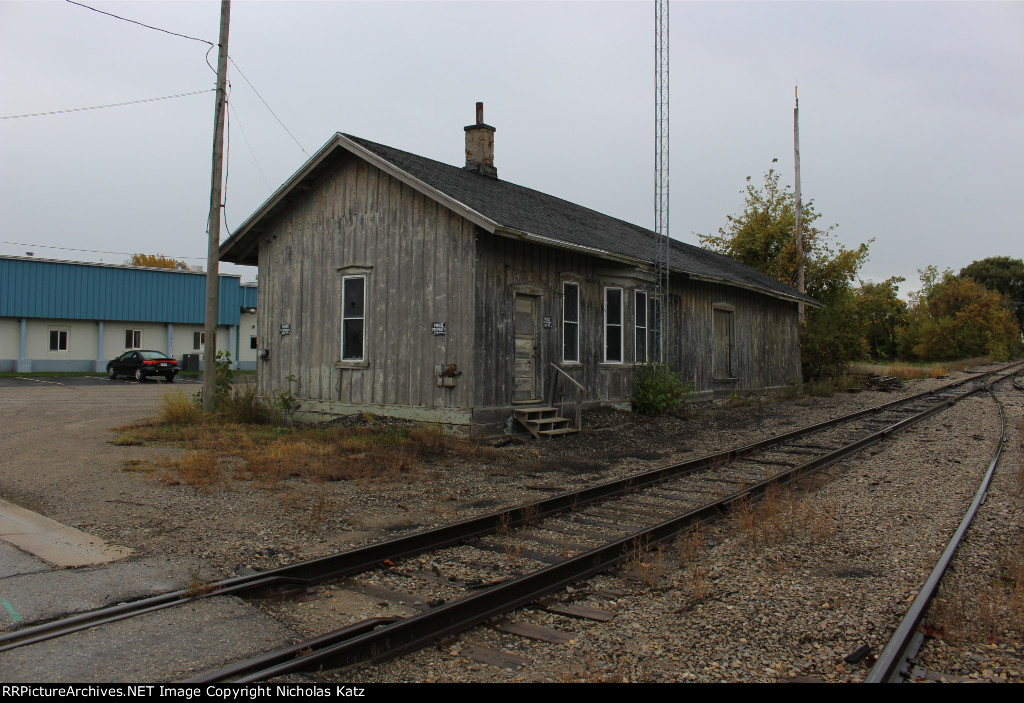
[
  {"x1": 927, "y1": 540, "x2": 1024, "y2": 644},
  {"x1": 729, "y1": 485, "x2": 837, "y2": 548},
  {"x1": 883, "y1": 357, "x2": 991, "y2": 380},
  {"x1": 115, "y1": 401, "x2": 497, "y2": 490},
  {"x1": 674, "y1": 522, "x2": 707, "y2": 565},
  {"x1": 1018, "y1": 419, "x2": 1024, "y2": 496},
  {"x1": 622, "y1": 538, "x2": 667, "y2": 587},
  {"x1": 159, "y1": 391, "x2": 204, "y2": 424}
]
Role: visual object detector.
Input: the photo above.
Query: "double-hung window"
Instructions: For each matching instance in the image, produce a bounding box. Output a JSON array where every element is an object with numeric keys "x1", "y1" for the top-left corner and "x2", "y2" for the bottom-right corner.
[
  {"x1": 562, "y1": 282, "x2": 579, "y2": 363},
  {"x1": 635, "y1": 291, "x2": 648, "y2": 363},
  {"x1": 342, "y1": 275, "x2": 365, "y2": 361},
  {"x1": 604, "y1": 287, "x2": 623, "y2": 363}
]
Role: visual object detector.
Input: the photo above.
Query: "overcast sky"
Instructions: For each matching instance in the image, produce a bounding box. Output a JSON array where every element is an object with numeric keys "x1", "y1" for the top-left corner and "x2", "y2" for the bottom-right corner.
[{"x1": 1, "y1": 1, "x2": 1021, "y2": 293}]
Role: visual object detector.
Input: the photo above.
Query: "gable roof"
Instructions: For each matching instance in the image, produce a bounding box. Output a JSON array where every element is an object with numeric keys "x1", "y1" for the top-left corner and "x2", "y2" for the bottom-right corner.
[{"x1": 220, "y1": 133, "x2": 819, "y2": 307}]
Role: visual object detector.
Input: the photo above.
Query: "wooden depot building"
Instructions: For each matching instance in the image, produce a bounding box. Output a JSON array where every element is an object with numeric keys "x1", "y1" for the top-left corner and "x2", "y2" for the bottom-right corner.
[{"x1": 220, "y1": 104, "x2": 819, "y2": 437}]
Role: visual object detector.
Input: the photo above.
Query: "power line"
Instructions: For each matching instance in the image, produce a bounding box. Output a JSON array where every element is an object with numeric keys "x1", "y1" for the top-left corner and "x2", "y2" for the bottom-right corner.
[
  {"x1": 229, "y1": 58, "x2": 309, "y2": 157},
  {"x1": 66, "y1": 0, "x2": 213, "y2": 45},
  {"x1": 0, "y1": 241, "x2": 206, "y2": 262},
  {"x1": 65, "y1": 1, "x2": 309, "y2": 158},
  {"x1": 0, "y1": 89, "x2": 214, "y2": 121},
  {"x1": 228, "y1": 102, "x2": 273, "y2": 191}
]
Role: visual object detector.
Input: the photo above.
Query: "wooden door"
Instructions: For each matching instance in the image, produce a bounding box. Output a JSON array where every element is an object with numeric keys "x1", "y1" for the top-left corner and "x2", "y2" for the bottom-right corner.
[{"x1": 513, "y1": 294, "x2": 541, "y2": 403}]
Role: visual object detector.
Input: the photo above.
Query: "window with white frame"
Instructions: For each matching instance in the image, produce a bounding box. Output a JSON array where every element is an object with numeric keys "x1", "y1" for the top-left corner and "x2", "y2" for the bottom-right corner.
[
  {"x1": 635, "y1": 291, "x2": 648, "y2": 363},
  {"x1": 604, "y1": 287, "x2": 623, "y2": 363},
  {"x1": 342, "y1": 275, "x2": 365, "y2": 361},
  {"x1": 125, "y1": 329, "x2": 142, "y2": 349},
  {"x1": 250, "y1": 336, "x2": 258, "y2": 350},
  {"x1": 562, "y1": 281, "x2": 579, "y2": 363},
  {"x1": 49, "y1": 329, "x2": 68, "y2": 352},
  {"x1": 193, "y1": 331, "x2": 205, "y2": 350}
]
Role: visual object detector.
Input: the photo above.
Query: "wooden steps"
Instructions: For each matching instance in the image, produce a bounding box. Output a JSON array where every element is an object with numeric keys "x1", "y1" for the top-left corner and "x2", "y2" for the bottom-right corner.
[{"x1": 513, "y1": 406, "x2": 580, "y2": 439}]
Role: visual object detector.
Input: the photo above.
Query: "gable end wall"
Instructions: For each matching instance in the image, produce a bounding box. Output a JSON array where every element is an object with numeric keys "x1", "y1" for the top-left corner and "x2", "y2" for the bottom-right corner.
[{"x1": 256, "y1": 157, "x2": 477, "y2": 419}]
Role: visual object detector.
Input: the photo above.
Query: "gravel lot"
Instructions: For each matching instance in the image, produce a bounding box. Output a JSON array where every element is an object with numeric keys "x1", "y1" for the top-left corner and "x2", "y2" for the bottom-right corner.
[{"x1": 0, "y1": 368, "x2": 1020, "y2": 682}]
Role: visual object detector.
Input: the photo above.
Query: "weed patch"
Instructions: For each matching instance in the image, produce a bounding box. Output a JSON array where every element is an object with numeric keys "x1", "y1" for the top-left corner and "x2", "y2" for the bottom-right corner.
[
  {"x1": 623, "y1": 538, "x2": 667, "y2": 587},
  {"x1": 632, "y1": 363, "x2": 695, "y2": 416},
  {"x1": 729, "y1": 485, "x2": 836, "y2": 548},
  {"x1": 117, "y1": 412, "x2": 497, "y2": 490}
]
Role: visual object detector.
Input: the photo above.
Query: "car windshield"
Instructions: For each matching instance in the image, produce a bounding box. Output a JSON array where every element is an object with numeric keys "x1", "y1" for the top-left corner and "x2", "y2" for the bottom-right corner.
[{"x1": 139, "y1": 351, "x2": 171, "y2": 360}]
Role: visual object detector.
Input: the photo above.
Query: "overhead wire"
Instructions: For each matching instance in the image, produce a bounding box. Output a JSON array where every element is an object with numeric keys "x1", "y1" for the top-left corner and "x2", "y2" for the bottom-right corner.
[
  {"x1": 228, "y1": 58, "x2": 309, "y2": 157},
  {"x1": 229, "y1": 102, "x2": 273, "y2": 191},
  {"x1": 0, "y1": 89, "x2": 214, "y2": 120},
  {"x1": 65, "y1": 1, "x2": 213, "y2": 46},
  {"x1": 0, "y1": 241, "x2": 205, "y2": 262},
  {"x1": 65, "y1": 0, "x2": 308, "y2": 157}
]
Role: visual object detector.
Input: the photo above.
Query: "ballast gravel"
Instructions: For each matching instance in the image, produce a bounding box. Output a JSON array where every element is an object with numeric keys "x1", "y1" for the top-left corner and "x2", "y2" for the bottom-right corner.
[{"x1": 1, "y1": 367, "x2": 1020, "y2": 682}]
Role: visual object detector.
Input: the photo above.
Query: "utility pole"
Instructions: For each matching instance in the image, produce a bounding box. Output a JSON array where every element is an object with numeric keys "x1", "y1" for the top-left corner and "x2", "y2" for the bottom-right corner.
[
  {"x1": 654, "y1": 0, "x2": 670, "y2": 370},
  {"x1": 794, "y1": 85, "x2": 805, "y2": 323},
  {"x1": 203, "y1": 0, "x2": 231, "y2": 411}
]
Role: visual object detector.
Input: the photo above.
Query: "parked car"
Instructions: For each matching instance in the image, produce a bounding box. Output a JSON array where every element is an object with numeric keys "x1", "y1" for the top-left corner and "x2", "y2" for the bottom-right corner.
[{"x1": 107, "y1": 350, "x2": 179, "y2": 382}]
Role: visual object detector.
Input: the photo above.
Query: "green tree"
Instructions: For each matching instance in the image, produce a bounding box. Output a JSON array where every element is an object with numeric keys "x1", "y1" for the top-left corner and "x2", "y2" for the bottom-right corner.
[
  {"x1": 959, "y1": 256, "x2": 1024, "y2": 333},
  {"x1": 700, "y1": 165, "x2": 870, "y2": 379},
  {"x1": 127, "y1": 253, "x2": 189, "y2": 270},
  {"x1": 899, "y1": 266, "x2": 1020, "y2": 360},
  {"x1": 854, "y1": 276, "x2": 907, "y2": 360}
]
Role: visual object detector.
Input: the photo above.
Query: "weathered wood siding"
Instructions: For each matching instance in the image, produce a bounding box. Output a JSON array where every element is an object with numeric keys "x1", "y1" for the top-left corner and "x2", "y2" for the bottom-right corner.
[
  {"x1": 256, "y1": 156, "x2": 476, "y2": 414},
  {"x1": 471, "y1": 234, "x2": 801, "y2": 425},
  {"x1": 669, "y1": 275, "x2": 802, "y2": 393}
]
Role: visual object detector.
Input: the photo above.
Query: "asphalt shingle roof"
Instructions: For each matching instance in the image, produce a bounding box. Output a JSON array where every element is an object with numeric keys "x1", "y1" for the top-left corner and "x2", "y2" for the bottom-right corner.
[
  {"x1": 346, "y1": 135, "x2": 817, "y2": 306},
  {"x1": 221, "y1": 131, "x2": 816, "y2": 306}
]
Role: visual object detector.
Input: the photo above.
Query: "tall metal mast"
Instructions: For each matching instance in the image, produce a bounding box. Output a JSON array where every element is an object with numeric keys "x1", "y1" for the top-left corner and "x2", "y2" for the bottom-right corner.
[
  {"x1": 793, "y1": 85, "x2": 805, "y2": 322},
  {"x1": 654, "y1": 0, "x2": 670, "y2": 367}
]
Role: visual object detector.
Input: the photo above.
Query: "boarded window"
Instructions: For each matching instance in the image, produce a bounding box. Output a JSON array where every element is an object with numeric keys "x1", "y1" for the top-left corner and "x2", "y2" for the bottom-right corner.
[
  {"x1": 49, "y1": 329, "x2": 68, "y2": 351},
  {"x1": 562, "y1": 282, "x2": 579, "y2": 362},
  {"x1": 604, "y1": 288, "x2": 623, "y2": 363},
  {"x1": 713, "y1": 308, "x2": 734, "y2": 378},
  {"x1": 342, "y1": 275, "x2": 365, "y2": 361},
  {"x1": 650, "y1": 296, "x2": 663, "y2": 363},
  {"x1": 635, "y1": 291, "x2": 648, "y2": 363},
  {"x1": 125, "y1": 329, "x2": 142, "y2": 349}
]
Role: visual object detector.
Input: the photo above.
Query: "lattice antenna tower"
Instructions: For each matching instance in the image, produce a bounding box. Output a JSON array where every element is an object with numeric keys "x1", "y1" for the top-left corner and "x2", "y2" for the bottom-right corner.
[{"x1": 654, "y1": 0, "x2": 670, "y2": 368}]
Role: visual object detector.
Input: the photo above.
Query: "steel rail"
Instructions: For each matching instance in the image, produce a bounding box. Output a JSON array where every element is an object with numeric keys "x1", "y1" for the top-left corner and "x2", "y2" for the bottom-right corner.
[
  {"x1": 1, "y1": 364, "x2": 1016, "y2": 654},
  {"x1": 865, "y1": 376, "x2": 1013, "y2": 682},
  {"x1": 202, "y1": 367, "x2": 1021, "y2": 682}
]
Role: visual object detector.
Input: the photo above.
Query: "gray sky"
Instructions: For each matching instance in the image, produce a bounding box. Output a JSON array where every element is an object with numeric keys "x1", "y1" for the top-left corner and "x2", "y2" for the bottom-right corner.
[{"x1": 1, "y1": 1, "x2": 1021, "y2": 293}]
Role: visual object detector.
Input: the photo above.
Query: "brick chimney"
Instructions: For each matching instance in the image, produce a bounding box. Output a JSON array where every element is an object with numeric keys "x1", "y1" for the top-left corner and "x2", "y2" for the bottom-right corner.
[{"x1": 464, "y1": 102, "x2": 497, "y2": 178}]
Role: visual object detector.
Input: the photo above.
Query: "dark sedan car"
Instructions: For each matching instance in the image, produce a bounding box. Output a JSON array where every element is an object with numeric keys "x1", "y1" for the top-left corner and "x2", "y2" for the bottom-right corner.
[{"x1": 107, "y1": 350, "x2": 179, "y2": 382}]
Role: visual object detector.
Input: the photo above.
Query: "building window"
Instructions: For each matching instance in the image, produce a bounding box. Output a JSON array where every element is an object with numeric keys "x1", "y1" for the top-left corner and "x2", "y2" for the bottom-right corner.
[
  {"x1": 342, "y1": 275, "x2": 365, "y2": 361},
  {"x1": 635, "y1": 291, "x2": 648, "y2": 363},
  {"x1": 125, "y1": 329, "x2": 142, "y2": 349},
  {"x1": 193, "y1": 332, "x2": 205, "y2": 350},
  {"x1": 250, "y1": 336, "x2": 258, "y2": 350},
  {"x1": 604, "y1": 287, "x2": 623, "y2": 363},
  {"x1": 562, "y1": 281, "x2": 579, "y2": 363},
  {"x1": 713, "y1": 307, "x2": 735, "y2": 379},
  {"x1": 49, "y1": 329, "x2": 68, "y2": 351}
]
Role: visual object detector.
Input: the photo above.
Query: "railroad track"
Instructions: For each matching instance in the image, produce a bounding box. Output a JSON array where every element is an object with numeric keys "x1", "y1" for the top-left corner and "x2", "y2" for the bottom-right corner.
[
  {"x1": 865, "y1": 368, "x2": 1022, "y2": 683},
  {"x1": 3, "y1": 362, "x2": 1022, "y2": 681}
]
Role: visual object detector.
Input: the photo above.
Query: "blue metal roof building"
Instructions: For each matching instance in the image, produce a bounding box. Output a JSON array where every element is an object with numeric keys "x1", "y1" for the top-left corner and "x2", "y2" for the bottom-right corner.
[{"x1": 1, "y1": 256, "x2": 258, "y2": 373}]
